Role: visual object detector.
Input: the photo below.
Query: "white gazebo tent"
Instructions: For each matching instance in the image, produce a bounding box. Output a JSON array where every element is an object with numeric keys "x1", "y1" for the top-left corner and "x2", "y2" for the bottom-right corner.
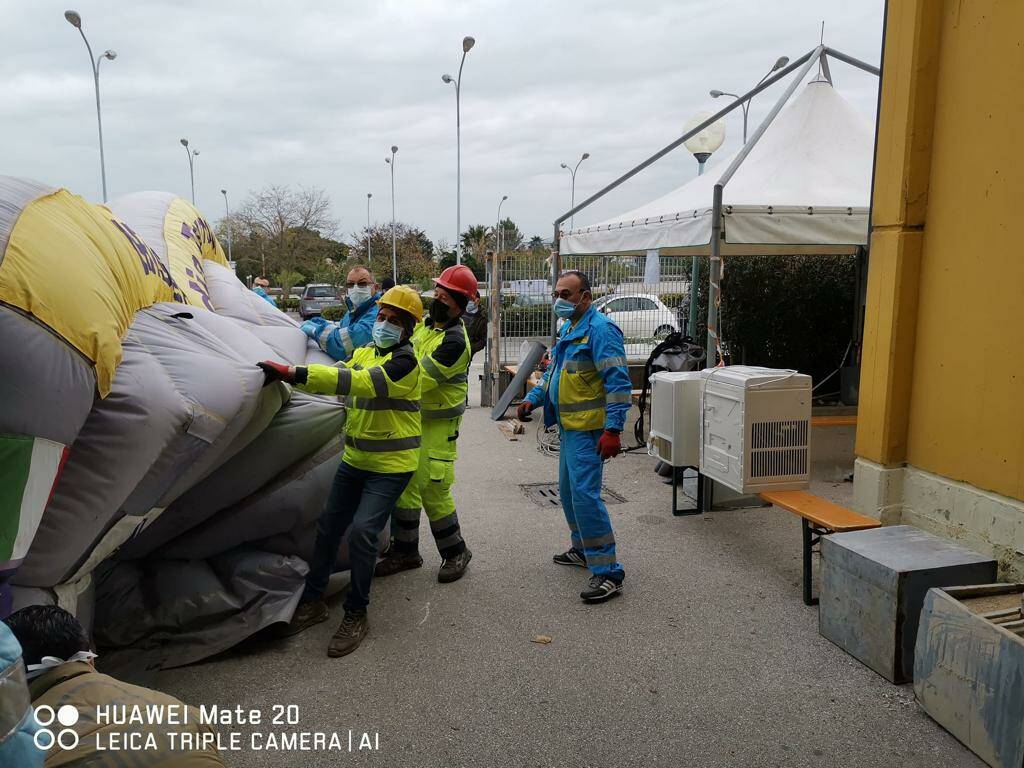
[
  {"x1": 561, "y1": 79, "x2": 873, "y2": 257},
  {"x1": 552, "y1": 45, "x2": 880, "y2": 362}
]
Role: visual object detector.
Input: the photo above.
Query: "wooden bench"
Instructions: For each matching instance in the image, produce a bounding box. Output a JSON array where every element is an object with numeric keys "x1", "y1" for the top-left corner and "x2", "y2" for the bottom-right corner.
[
  {"x1": 758, "y1": 490, "x2": 881, "y2": 606},
  {"x1": 810, "y1": 414, "x2": 858, "y2": 427}
]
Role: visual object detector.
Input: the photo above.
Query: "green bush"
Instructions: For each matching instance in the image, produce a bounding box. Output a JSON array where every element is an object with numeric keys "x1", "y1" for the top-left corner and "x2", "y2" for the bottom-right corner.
[
  {"x1": 692, "y1": 254, "x2": 857, "y2": 385},
  {"x1": 276, "y1": 297, "x2": 300, "y2": 310},
  {"x1": 321, "y1": 305, "x2": 345, "y2": 321}
]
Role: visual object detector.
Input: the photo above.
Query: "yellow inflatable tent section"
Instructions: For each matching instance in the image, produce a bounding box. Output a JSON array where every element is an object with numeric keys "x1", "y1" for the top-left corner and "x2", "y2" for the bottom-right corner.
[{"x1": 0, "y1": 188, "x2": 184, "y2": 396}]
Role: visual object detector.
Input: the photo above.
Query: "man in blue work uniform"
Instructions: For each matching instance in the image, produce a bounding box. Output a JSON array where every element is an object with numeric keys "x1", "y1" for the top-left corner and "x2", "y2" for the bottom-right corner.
[
  {"x1": 301, "y1": 265, "x2": 381, "y2": 362},
  {"x1": 518, "y1": 270, "x2": 632, "y2": 602}
]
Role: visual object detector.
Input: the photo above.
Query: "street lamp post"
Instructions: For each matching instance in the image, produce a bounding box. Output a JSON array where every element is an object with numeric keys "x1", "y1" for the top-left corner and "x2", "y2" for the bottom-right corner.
[
  {"x1": 495, "y1": 194, "x2": 508, "y2": 255},
  {"x1": 179, "y1": 138, "x2": 198, "y2": 203},
  {"x1": 441, "y1": 35, "x2": 476, "y2": 265},
  {"x1": 559, "y1": 152, "x2": 589, "y2": 229},
  {"x1": 220, "y1": 189, "x2": 232, "y2": 263},
  {"x1": 64, "y1": 10, "x2": 116, "y2": 203},
  {"x1": 710, "y1": 55, "x2": 789, "y2": 143},
  {"x1": 366, "y1": 193, "x2": 373, "y2": 266},
  {"x1": 385, "y1": 146, "x2": 398, "y2": 281},
  {"x1": 682, "y1": 112, "x2": 726, "y2": 338}
]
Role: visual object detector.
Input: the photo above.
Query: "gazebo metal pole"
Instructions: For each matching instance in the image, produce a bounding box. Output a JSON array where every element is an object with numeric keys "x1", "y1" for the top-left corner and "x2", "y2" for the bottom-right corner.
[{"x1": 705, "y1": 46, "x2": 824, "y2": 364}]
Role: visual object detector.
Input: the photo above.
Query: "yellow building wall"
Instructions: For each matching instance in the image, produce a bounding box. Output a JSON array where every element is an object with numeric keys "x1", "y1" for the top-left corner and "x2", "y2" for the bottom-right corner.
[{"x1": 905, "y1": 0, "x2": 1024, "y2": 501}]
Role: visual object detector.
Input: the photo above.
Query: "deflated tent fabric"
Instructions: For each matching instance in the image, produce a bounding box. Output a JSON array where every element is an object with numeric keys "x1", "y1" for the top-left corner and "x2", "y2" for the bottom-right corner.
[
  {"x1": 0, "y1": 179, "x2": 182, "y2": 395},
  {"x1": 560, "y1": 81, "x2": 873, "y2": 257},
  {"x1": 13, "y1": 303, "x2": 280, "y2": 588},
  {"x1": 0, "y1": 176, "x2": 352, "y2": 668},
  {"x1": 108, "y1": 191, "x2": 228, "y2": 312}
]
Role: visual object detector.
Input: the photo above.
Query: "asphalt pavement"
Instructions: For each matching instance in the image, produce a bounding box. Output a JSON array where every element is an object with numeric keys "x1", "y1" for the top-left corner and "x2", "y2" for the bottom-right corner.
[{"x1": 156, "y1": 403, "x2": 983, "y2": 768}]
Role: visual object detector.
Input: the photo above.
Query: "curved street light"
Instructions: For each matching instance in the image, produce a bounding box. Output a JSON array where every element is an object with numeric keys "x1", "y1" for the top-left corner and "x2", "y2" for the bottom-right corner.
[
  {"x1": 559, "y1": 152, "x2": 589, "y2": 229},
  {"x1": 180, "y1": 138, "x2": 198, "y2": 203},
  {"x1": 220, "y1": 188, "x2": 232, "y2": 263},
  {"x1": 441, "y1": 35, "x2": 476, "y2": 265},
  {"x1": 65, "y1": 10, "x2": 116, "y2": 202},
  {"x1": 495, "y1": 194, "x2": 508, "y2": 254},
  {"x1": 385, "y1": 146, "x2": 398, "y2": 281},
  {"x1": 366, "y1": 192, "x2": 373, "y2": 266},
  {"x1": 709, "y1": 55, "x2": 789, "y2": 144}
]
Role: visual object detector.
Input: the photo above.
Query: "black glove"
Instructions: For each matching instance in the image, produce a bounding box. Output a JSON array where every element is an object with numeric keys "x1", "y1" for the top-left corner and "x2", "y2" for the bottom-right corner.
[{"x1": 257, "y1": 361, "x2": 294, "y2": 387}]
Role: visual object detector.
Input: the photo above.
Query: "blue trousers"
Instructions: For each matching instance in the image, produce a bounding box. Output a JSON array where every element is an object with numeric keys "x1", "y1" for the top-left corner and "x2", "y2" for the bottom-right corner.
[
  {"x1": 558, "y1": 428, "x2": 625, "y2": 580},
  {"x1": 302, "y1": 460, "x2": 413, "y2": 611}
]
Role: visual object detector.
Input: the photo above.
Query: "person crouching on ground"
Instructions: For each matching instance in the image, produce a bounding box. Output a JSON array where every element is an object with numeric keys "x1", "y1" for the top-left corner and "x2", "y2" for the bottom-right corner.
[
  {"x1": 259, "y1": 285, "x2": 423, "y2": 657},
  {"x1": 517, "y1": 270, "x2": 631, "y2": 603},
  {"x1": 3, "y1": 605, "x2": 225, "y2": 767}
]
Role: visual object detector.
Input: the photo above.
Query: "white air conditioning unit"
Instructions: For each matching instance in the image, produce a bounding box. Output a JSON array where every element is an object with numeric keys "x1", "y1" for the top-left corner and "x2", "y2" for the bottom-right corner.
[
  {"x1": 648, "y1": 371, "x2": 702, "y2": 467},
  {"x1": 699, "y1": 366, "x2": 812, "y2": 494}
]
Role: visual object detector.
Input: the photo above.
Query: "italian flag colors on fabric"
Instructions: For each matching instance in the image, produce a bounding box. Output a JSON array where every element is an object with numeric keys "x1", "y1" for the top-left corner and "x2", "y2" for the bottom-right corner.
[{"x1": 0, "y1": 435, "x2": 67, "y2": 574}]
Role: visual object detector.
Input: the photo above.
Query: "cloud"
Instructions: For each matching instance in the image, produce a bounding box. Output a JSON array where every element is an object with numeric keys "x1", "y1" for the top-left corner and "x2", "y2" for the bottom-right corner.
[{"x1": 0, "y1": 0, "x2": 885, "y2": 245}]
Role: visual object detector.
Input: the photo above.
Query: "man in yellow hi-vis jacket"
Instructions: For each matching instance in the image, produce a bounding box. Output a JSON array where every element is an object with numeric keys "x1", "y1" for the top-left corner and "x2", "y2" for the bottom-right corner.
[
  {"x1": 258, "y1": 285, "x2": 423, "y2": 658},
  {"x1": 375, "y1": 265, "x2": 476, "y2": 583}
]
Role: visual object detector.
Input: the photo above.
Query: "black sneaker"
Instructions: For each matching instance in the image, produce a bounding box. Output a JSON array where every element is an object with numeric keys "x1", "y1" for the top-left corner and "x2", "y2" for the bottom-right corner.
[
  {"x1": 278, "y1": 600, "x2": 329, "y2": 637},
  {"x1": 438, "y1": 548, "x2": 472, "y2": 583},
  {"x1": 374, "y1": 550, "x2": 423, "y2": 577},
  {"x1": 553, "y1": 548, "x2": 587, "y2": 568},
  {"x1": 327, "y1": 610, "x2": 369, "y2": 658},
  {"x1": 580, "y1": 574, "x2": 623, "y2": 603}
]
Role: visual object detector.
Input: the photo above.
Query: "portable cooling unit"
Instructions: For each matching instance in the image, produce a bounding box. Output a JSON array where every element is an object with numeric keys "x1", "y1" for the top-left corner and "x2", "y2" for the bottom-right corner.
[
  {"x1": 699, "y1": 366, "x2": 812, "y2": 494},
  {"x1": 648, "y1": 371, "x2": 702, "y2": 467}
]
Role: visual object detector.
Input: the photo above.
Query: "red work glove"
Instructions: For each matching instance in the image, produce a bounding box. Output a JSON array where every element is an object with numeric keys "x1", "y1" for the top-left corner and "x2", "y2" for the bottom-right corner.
[
  {"x1": 596, "y1": 429, "x2": 622, "y2": 460},
  {"x1": 516, "y1": 400, "x2": 534, "y2": 422},
  {"x1": 257, "y1": 360, "x2": 294, "y2": 386}
]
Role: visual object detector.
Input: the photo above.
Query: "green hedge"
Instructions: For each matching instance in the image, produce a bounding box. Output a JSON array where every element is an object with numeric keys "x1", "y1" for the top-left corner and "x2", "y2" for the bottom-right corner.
[
  {"x1": 321, "y1": 305, "x2": 345, "y2": 321},
  {"x1": 276, "y1": 297, "x2": 300, "y2": 310},
  {"x1": 692, "y1": 254, "x2": 857, "y2": 385}
]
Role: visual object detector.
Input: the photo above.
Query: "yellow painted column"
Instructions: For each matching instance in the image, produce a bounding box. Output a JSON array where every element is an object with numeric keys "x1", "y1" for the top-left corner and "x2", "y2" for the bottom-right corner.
[{"x1": 855, "y1": 0, "x2": 943, "y2": 466}]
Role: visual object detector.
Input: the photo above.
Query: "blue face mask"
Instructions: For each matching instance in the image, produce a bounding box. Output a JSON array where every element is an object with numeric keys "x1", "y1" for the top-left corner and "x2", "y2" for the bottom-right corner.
[
  {"x1": 552, "y1": 297, "x2": 578, "y2": 319},
  {"x1": 372, "y1": 320, "x2": 403, "y2": 349}
]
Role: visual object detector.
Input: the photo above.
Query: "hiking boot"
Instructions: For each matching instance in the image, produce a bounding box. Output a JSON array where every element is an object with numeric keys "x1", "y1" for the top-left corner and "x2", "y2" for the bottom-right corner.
[
  {"x1": 279, "y1": 600, "x2": 329, "y2": 637},
  {"x1": 374, "y1": 550, "x2": 423, "y2": 577},
  {"x1": 437, "y1": 548, "x2": 472, "y2": 583},
  {"x1": 580, "y1": 574, "x2": 623, "y2": 603},
  {"x1": 553, "y1": 548, "x2": 587, "y2": 568},
  {"x1": 327, "y1": 610, "x2": 369, "y2": 658}
]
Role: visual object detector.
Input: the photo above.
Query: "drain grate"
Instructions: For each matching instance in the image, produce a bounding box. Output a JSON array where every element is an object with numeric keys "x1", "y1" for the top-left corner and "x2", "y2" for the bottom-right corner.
[{"x1": 519, "y1": 482, "x2": 626, "y2": 508}]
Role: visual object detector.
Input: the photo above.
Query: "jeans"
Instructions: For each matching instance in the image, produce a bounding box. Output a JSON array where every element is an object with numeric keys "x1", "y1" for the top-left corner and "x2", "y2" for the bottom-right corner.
[{"x1": 302, "y1": 459, "x2": 413, "y2": 612}]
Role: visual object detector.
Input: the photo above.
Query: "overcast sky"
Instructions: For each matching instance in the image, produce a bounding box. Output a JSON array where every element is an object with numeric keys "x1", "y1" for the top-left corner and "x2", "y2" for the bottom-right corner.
[{"x1": 1, "y1": 0, "x2": 884, "y2": 249}]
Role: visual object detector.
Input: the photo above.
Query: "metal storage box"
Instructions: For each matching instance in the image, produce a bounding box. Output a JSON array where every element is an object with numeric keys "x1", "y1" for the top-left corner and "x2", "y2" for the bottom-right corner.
[
  {"x1": 914, "y1": 584, "x2": 1024, "y2": 768},
  {"x1": 819, "y1": 525, "x2": 997, "y2": 683}
]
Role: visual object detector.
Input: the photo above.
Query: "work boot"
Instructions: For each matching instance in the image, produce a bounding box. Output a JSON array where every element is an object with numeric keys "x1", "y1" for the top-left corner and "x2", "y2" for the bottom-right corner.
[
  {"x1": 437, "y1": 548, "x2": 472, "y2": 583},
  {"x1": 327, "y1": 609, "x2": 369, "y2": 658},
  {"x1": 279, "y1": 600, "x2": 329, "y2": 637},
  {"x1": 580, "y1": 574, "x2": 623, "y2": 603},
  {"x1": 374, "y1": 549, "x2": 424, "y2": 577},
  {"x1": 553, "y1": 548, "x2": 587, "y2": 568}
]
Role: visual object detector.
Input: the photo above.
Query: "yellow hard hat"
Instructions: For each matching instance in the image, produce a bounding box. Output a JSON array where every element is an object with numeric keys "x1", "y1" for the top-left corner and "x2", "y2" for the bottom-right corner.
[{"x1": 378, "y1": 284, "x2": 424, "y2": 323}]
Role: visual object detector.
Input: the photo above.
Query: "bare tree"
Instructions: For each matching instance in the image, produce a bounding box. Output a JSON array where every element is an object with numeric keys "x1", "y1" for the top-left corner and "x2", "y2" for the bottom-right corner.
[{"x1": 236, "y1": 185, "x2": 338, "y2": 278}]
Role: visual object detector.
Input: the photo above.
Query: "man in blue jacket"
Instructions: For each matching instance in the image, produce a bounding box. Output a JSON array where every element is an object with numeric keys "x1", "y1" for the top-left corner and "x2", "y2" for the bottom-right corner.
[
  {"x1": 301, "y1": 266, "x2": 381, "y2": 362},
  {"x1": 518, "y1": 270, "x2": 632, "y2": 603}
]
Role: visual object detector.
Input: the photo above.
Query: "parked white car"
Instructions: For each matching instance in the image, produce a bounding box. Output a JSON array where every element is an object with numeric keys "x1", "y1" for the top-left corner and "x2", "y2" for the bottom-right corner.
[{"x1": 593, "y1": 293, "x2": 679, "y2": 339}]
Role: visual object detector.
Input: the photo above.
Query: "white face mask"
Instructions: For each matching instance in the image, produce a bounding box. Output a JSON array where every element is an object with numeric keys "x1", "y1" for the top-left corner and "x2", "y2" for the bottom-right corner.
[
  {"x1": 466, "y1": 301, "x2": 478, "y2": 314},
  {"x1": 26, "y1": 651, "x2": 98, "y2": 681},
  {"x1": 348, "y1": 286, "x2": 373, "y2": 307}
]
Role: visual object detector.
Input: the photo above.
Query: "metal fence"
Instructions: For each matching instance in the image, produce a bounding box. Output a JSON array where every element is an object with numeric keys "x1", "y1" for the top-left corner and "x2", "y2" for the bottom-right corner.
[{"x1": 490, "y1": 251, "x2": 694, "y2": 365}]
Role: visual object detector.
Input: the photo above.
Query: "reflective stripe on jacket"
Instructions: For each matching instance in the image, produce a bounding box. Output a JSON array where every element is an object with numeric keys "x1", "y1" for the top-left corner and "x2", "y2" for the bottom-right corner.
[
  {"x1": 415, "y1": 319, "x2": 471, "y2": 422},
  {"x1": 316, "y1": 292, "x2": 381, "y2": 362},
  {"x1": 525, "y1": 305, "x2": 631, "y2": 432},
  {"x1": 300, "y1": 340, "x2": 421, "y2": 473}
]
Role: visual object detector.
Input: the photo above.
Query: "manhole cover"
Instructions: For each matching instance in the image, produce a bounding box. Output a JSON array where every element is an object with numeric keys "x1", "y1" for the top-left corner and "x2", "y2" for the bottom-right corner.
[{"x1": 519, "y1": 482, "x2": 626, "y2": 508}]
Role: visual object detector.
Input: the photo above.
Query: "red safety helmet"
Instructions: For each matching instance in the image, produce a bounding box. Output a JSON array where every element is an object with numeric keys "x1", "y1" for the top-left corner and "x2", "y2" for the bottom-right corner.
[{"x1": 434, "y1": 265, "x2": 477, "y2": 300}]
